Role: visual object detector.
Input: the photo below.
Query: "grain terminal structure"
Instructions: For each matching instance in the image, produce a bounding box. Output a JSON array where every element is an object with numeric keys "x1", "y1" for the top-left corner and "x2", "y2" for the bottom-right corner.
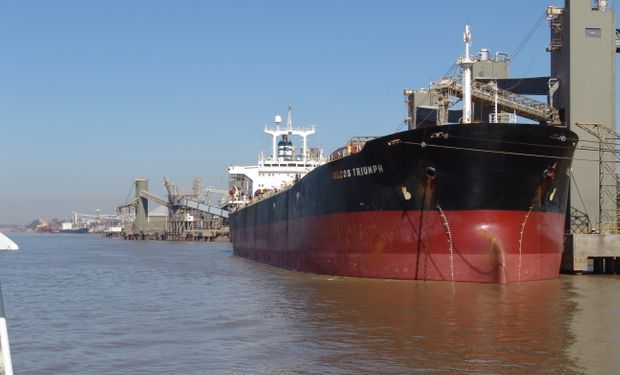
[
  {"x1": 116, "y1": 178, "x2": 229, "y2": 241},
  {"x1": 404, "y1": 0, "x2": 619, "y2": 274},
  {"x1": 548, "y1": 0, "x2": 620, "y2": 272}
]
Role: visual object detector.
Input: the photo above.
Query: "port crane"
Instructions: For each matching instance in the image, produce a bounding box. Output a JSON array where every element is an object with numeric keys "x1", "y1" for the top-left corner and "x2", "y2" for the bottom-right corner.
[
  {"x1": 421, "y1": 77, "x2": 561, "y2": 125},
  {"x1": 116, "y1": 178, "x2": 229, "y2": 219}
]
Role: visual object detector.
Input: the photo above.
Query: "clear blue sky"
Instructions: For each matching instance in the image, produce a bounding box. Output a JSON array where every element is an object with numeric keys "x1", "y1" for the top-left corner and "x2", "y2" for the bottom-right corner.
[{"x1": 0, "y1": 0, "x2": 571, "y2": 224}]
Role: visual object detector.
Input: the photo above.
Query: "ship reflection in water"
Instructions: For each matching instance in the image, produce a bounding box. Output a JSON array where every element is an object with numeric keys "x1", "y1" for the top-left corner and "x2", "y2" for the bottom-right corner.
[
  {"x1": 2, "y1": 235, "x2": 618, "y2": 374},
  {"x1": 271, "y1": 273, "x2": 580, "y2": 374},
  {"x1": 232, "y1": 262, "x2": 619, "y2": 374}
]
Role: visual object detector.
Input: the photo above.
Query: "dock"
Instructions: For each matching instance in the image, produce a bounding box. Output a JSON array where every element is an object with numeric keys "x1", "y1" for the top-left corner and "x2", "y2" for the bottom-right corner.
[{"x1": 116, "y1": 178, "x2": 230, "y2": 242}]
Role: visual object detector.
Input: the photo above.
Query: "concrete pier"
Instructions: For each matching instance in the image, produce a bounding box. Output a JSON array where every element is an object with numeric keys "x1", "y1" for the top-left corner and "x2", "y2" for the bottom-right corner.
[{"x1": 562, "y1": 234, "x2": 620, "y2": 273}]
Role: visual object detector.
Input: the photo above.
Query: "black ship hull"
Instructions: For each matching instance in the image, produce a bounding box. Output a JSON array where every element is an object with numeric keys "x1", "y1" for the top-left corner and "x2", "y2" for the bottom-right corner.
[{"x1": 230, "y1": 123, "x2": 577, "y2": 283}]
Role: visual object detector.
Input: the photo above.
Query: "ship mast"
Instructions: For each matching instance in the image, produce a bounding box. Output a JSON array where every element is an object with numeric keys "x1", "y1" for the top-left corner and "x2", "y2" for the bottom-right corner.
[
  {"x1": 264, "y1": 106, "x2": 316, "y2": 164},
  {"x1": 286, "y1": 104, "x2": 293, "y2": 131},
  {"x1": 458, "y1": 25, "x2": 474, "y2": 124}
]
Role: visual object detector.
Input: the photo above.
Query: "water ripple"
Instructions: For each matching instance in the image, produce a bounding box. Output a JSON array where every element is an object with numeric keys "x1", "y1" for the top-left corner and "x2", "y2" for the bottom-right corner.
[{"x1": 0, "y1": 233, "x2": 617, "y2": 374}]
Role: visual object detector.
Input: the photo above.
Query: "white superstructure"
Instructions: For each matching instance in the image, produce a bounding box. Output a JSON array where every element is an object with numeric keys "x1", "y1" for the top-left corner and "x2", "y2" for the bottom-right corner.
[{"x1": 228, "y1": 106, "x2": 324, "y2": 202}]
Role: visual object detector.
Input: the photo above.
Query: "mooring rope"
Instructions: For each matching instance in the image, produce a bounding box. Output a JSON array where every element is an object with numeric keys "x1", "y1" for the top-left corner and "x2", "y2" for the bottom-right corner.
[{"x1": 400, "y1": 140, "x2": 573, "y2": 160}]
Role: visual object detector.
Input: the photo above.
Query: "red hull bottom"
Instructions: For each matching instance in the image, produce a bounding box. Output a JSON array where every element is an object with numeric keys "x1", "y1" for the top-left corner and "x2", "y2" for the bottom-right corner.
[{"x1": 232, "y1": 210, "x2": 566, "y2": 283}]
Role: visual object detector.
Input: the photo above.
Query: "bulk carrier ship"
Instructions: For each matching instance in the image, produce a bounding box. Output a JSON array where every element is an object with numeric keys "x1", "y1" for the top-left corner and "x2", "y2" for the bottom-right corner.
[{"x1": 228, "y1": 24, "x2": 578, "y2": 283}]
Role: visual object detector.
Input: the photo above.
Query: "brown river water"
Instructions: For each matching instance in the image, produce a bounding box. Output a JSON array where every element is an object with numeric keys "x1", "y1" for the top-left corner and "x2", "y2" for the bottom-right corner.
[{"x1": 0, "y1": 233, "x2": 618, "y2": 374}]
